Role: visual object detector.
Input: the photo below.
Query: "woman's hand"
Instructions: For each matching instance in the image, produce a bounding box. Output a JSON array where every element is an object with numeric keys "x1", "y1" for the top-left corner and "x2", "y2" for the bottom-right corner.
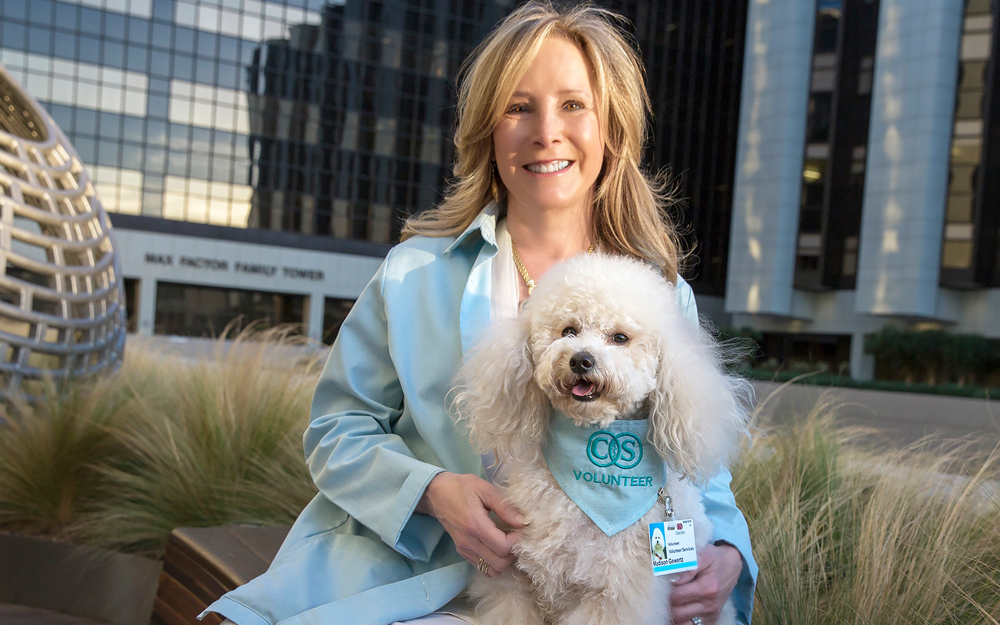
[
  {"x1": 669, "y1": 543, "x2": 743, "y2": 625},
  {"x1": 417, "y1": 472, "x2": 527, "y2": 576}
]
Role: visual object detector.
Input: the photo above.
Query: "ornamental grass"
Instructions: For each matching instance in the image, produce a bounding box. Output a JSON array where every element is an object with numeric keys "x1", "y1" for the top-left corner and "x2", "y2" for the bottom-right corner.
[
  {"x1": 740, "y1": 393, "x2": 1000, "y2": 625},
  {"x1": 0, "y1": 327, "x2": 320, "y2": 556},
  {"x1": 0, "y1": 338, "x2": 998, "y2": 623}
]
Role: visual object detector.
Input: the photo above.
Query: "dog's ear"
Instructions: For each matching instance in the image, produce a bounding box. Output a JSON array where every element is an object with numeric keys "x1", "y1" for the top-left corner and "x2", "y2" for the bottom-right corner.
[
  {"x1": 647, "y1": 308, "x2": 751, "y2": 484},
  {"x1": 453, "y1": 314, "x2": 549, "y2": 463}
]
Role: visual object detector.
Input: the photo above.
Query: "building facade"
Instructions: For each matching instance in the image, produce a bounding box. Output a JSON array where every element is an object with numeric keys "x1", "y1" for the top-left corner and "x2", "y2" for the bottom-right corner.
[
  {"x1": 0, "y1": 0, "x2": 748, "y2": 343},
  {"x1": 728, "y1": 0, "x2": 1000, "y2": 378}
]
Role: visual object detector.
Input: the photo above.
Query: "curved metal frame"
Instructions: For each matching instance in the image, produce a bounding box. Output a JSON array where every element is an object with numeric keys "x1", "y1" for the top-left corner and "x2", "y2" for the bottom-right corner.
[{"x1": 0, "y1": 63, "x2": 126, "y2": 400}]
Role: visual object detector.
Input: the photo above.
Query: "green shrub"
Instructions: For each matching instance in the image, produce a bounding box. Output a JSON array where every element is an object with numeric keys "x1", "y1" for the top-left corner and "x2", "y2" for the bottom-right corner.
[{"x1": 865, "y1": 327, "x2": 1000, "y2": 388}]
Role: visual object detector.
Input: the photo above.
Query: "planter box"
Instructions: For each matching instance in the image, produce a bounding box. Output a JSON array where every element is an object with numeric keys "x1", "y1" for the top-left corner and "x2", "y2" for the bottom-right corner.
[{"x1": 0, "y1": 533, "x2": 161, "y2": 625}]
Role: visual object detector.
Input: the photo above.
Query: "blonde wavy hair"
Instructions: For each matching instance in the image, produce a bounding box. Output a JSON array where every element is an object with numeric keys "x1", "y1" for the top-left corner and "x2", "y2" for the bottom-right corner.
[{"x1": 400, "y1": 1, "x2": 684, "y2": 281}]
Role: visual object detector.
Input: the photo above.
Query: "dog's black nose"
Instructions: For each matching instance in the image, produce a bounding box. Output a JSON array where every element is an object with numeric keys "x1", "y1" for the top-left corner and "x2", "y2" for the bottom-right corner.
[{"x1": 570, "y1": 352, "x2": 595, "y2": 374}]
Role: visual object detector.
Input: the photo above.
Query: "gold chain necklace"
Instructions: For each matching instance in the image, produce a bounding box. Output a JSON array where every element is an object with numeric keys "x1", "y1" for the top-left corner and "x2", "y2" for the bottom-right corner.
[{"x1": 511, "y1": 238, "x2": 597, "y2": 295}]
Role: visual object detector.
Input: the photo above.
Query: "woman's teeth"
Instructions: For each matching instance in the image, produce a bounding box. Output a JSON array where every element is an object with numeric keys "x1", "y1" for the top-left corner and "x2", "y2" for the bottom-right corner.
[{"x1": 526, "y1": 160, "x2": 570, "y2": 173}]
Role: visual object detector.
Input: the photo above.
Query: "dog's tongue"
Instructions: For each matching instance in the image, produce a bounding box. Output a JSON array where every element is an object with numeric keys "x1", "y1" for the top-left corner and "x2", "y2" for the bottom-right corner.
[{"x1": 572, "y1": 382, "x2": 595, "y2": 397}]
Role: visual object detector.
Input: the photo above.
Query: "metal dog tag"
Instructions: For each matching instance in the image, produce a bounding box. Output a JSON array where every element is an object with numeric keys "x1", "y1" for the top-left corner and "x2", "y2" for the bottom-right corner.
[{"x1": 648, "y1": 520, "x2": 698, "y2": 576}]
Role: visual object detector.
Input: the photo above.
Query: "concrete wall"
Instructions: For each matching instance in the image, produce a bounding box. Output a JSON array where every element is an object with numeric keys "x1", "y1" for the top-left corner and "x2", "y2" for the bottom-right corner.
[
  {"x1": 114, "y1": 228, "x2": 384, "y2": 342},
  {"x1": 855, "y1": 0, "x2": 963, "y2": 318},
  {"x1": 726, "y1": 0, "x2": 816, "y2": 317}
]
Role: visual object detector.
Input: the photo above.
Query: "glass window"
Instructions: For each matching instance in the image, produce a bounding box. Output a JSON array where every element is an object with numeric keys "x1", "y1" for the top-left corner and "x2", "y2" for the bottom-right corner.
[
  {"x1": 103, "y1": 41, "x2": 126, "y2": 68},
  {"x1": 147, "y1": 93, "x2": 170, "y2": 119},
  {"x1": 167, "y1": 151, "x2": 189, "y2": 177},
  {"x1": 154, "y1": 282, "x2": 306, "y2": 338},
  {"x1": 141, "y1": 191, "x2": 162, "y2": 216},
  {"x1": 79, "y1": 7, "x2": 103, "y2": 35},
  {"x1": 218, "y1": 35, "x2": 240, "y2": 63},
  {"x1": 79, "y1": 35, "x2": 102, "y2": 64},
  {"x1": 104, "y1": 13, "x2": 127, "y2": 42},
  {"x1": 949, "y1": 164, "x2": 977, "y2": 193},
  {"x1": 144, "y1": 146, "x2": 167, "y2": 171},
  {"x1": 126, "y1": 45, "x2": 149, "y2": 72},
  {"x1": 122, "y1": 116, "x2": 145, "y2": 143},
  {"x1": 29, "y1": 0, "x2": 54, "y2": 25},
  {"x1": 806, "y1": 93, "x2": 833, "y2": 143},
  {"x1": 122, "y1": 143, "x2": 145, "y2": 171},
  {"x1": 961, "y1": 33, "x2": 991, "y2": 61},
  {"x1": 152, "y1": 0, "x2": 173, "y2": 21},
  {"x1": 196, "y1": 58, "x2": 217, "y2": 83},
  {"x1": 172, "y1": 53, "x2": 194, "y2": 81},
  {"x1": 323, "y1": 297, "x2": 355, "y2": 345},
  {"x1": 49, "y1": 103, "x2": 74, "y2": 134},
  {"x1": 955, "y1": 90, "x2": 982, "y2": 119},
  {"x1": 151, "y1": 22, "x2": 172, "y2": 50},
  {"x1": 127, "y1": 16, "x2": 150, "y2": 45},
  {"x1": 951, "y1": 138, "x2": 982, "y2": 164},
  {"x1": 946, "y1": 194, "x2": 974, "y2": 222},
  {"x1": 2, "y1": 21, "x2": 26, "y2": 50},
  {"x1": 75, "y1": 80, "x2": 100, "y2": 110},
  {"x1": 145, "y1": 119, "x2": 168, "y2": 145},
  {"x1": 941, "y1": 241, "x2": 973, "y2": 269},
  {"x1": 4, "y1": 0, "x2": 28, "y2": 20},
  {"x1": 27, "y1": 26, "x2": 54, "y2": 56},
  {"x1": 149, "y1": 50, "x2": 171, "y2": 77},
  {"x1": 960, "y1": 60, "x2": 987, "y2": 89},
  {"x1": 174, "y1": 26, "x2": 196, "y2": 51},
  {"x1": 169, "y1": 123, "x2": 191, "y2": 151},
  {"x1": 191, "y1": 126, "x2": 213, "y2": 154},
  {"x1": 97, "y1": 139, "x2": 122, "y2": 168},
  {"x1": 197, "y1": 30, "x2": 219, "y2": 58}
]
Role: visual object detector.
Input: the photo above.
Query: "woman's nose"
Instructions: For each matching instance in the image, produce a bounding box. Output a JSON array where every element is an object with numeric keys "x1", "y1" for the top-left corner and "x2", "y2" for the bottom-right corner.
[{"x1": 532, "y1": 107, "x2": 563, "y2": 147}]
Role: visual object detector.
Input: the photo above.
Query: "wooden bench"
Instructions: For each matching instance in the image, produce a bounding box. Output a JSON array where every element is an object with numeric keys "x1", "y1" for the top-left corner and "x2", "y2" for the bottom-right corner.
[{"x1": 152, "y1": 526, "x2": 290, "y2": 625}]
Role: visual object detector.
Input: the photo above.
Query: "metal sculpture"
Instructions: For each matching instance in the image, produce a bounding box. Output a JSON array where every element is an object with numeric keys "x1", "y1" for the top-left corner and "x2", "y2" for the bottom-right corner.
[{"x1": 0, "y1": 63, "x2": 126, "y2": 400}]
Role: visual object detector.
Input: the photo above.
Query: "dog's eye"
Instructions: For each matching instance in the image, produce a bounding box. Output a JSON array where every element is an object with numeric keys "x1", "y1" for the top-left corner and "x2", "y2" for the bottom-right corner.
[
  {"x1": 561, "y1": 326, "x2": 577, "y2": 337},
  {"x1": 612, "y1": 333, "x2": 629, "y2": 344}
]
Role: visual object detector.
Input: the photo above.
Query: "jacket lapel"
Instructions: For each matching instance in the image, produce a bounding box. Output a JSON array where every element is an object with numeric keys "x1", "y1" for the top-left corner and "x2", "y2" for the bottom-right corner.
[{"x1": 453, "y1": 205, "x2": 499, "y2": 354}]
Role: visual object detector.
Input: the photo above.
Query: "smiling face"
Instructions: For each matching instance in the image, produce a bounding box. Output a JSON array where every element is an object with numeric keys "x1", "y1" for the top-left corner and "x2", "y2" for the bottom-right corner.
[
  {"x1": 524, "y1": 255, "x2": 669, "y2": 427},
  {"x1": 492, "y1": 36, "x2": 605, "y2": 220}
]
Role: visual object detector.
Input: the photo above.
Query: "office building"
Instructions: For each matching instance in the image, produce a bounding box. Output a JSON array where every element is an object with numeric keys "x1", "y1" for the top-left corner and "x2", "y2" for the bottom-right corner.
[
  {"x1": 727, "y1": 0, "x2": 1000, "y2": 378},
  {"x1": 0, "y1": 0, "x2": 748, "y2": 343}
]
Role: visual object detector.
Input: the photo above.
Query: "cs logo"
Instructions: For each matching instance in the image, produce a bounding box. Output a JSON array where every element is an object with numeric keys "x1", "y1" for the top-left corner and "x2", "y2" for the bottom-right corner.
[{"x1": 586, "y1": 431, "x2": 643, "y2": 469}]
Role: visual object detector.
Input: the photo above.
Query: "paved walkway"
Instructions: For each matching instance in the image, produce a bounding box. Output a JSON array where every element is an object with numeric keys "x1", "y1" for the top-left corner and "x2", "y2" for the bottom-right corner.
[{"x1": 751, "y1": 380, "x2": 1000, "y2": 448}]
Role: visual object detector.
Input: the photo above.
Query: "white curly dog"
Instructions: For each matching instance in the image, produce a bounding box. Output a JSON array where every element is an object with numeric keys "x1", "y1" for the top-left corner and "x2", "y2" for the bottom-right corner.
[{"x1": 455, "y1": 253, "x2": 749, "y2": 625}]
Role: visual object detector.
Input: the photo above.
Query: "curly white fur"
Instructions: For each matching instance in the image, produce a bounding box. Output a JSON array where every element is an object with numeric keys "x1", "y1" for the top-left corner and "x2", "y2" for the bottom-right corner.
[{"x1": 455, "y1": 253, "x2": 750, "y2": 625}]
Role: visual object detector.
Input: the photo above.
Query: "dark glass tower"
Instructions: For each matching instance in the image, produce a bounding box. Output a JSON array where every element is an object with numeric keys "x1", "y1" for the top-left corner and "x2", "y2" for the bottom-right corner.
[
  {"x1": 605, "y1": 0, "x2": 748, "y2": 296},
  {"x1": 245, "y1": 0, "x2": 749, "y2": 286}
]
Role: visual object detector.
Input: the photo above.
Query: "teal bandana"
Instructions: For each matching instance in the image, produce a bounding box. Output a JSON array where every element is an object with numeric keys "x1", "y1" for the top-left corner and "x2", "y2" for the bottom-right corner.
[{"x1": 542, "y1": 412, "x2": 666, "y2": 536}]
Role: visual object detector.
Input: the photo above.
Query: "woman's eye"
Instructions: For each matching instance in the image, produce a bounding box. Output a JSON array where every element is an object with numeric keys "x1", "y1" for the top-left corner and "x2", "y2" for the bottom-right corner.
[
  {"x1": 612, "y1": 333, "x2": 628, "y2": 344},
  {"x1": 506, "y1": 103, "x2": 528, "y2": 114},
  {"x1": 564, "y1": 101, "x2": 583, "y2": 111},
  {"x1": 562, "y1": 327, "x2": 577, "y2": 337}
]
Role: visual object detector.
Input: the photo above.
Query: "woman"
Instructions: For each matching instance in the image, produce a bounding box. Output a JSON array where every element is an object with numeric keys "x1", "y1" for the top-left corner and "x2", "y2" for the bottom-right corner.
[{"x1": 204, "y1": 3, "x2": 756, "y2": 625}]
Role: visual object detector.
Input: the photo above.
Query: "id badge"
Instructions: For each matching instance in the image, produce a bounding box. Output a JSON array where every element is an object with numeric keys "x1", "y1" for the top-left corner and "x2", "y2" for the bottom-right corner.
[{"x1": 648, "y1": 520, "x2": 698, "y2": 576}]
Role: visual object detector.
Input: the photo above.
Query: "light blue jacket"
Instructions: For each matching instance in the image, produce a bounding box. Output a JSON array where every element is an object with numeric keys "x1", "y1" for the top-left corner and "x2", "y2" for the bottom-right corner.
[{"x1": 204, "y1": 207, "x2": 757, "y2": 625}]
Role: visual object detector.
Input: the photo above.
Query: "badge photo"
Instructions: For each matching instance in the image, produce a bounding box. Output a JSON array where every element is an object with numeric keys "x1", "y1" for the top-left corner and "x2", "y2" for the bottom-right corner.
[{"x1": 648, "y1": 520, "x2": 698, "y2": 576}]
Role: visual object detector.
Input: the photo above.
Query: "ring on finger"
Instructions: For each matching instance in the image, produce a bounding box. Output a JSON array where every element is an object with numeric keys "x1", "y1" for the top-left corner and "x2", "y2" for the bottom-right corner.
[
  {"x1": 477, "y1": 557, "x2": 491, "y2": 574},
  {"x1": 691, "y1": 617, "x2": 703, "y2": 625}
]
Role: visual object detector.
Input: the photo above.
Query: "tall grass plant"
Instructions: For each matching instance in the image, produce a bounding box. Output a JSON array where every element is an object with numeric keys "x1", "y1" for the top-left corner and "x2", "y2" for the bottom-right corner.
[
  {"x1": 0, "y1": 328, "x2": 320, "y2": 556},
  {"x1": 741, "y1": 390, "x2": 1000, "y2": 624}
]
